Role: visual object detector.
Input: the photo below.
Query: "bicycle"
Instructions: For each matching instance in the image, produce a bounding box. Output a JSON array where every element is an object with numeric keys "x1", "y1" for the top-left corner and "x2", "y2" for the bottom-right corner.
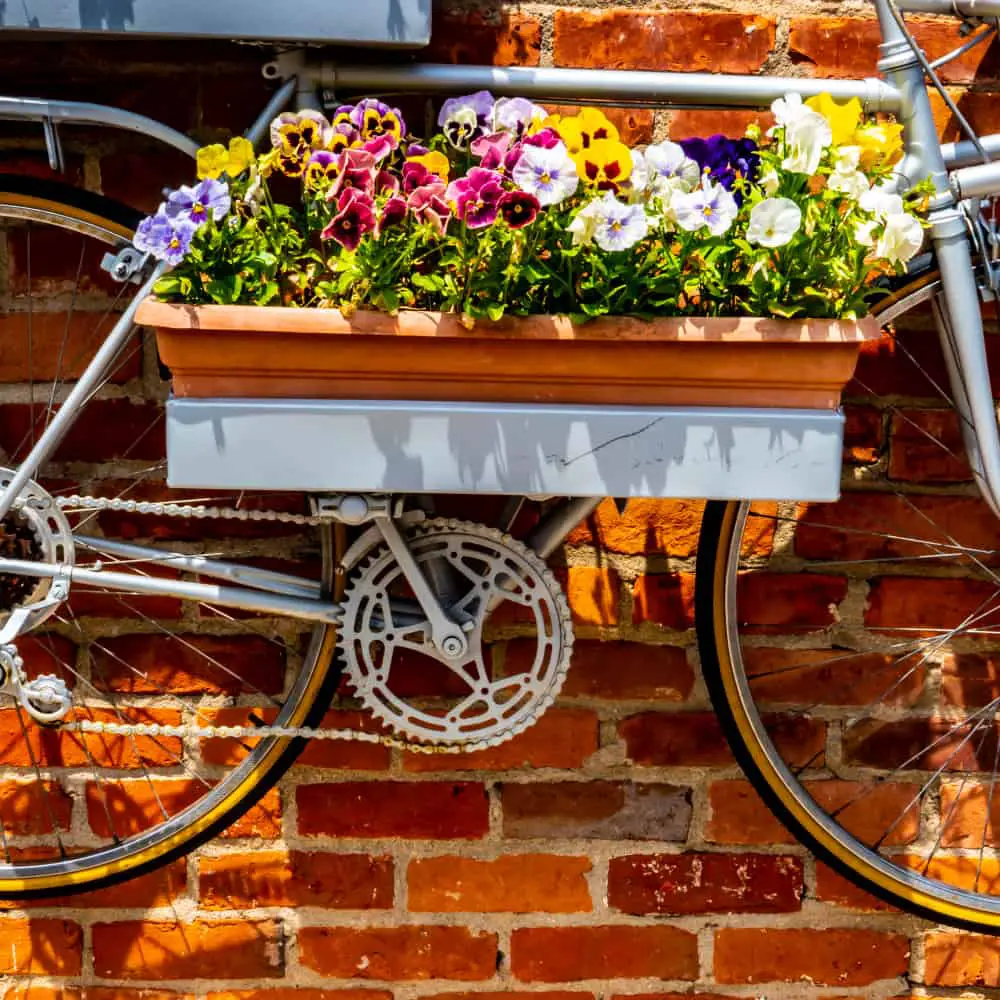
[{"x1": 0, "y1": 0, "x2": 995, "y2": 931}]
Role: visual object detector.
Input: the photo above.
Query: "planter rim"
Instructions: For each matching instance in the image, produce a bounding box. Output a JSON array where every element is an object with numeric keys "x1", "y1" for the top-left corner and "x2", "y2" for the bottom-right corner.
[{"x1": 137, "y1": 299, "x2": 881, "y2": 345}]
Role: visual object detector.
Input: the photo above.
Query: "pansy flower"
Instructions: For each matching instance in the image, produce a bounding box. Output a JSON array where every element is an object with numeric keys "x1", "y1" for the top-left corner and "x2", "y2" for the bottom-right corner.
[
  {"x1": 166, "y1": 178, "x2": 231, "y2": 225},
  {"x1": 196, "y1": 137, "x2": 255, "y2": 181},
  {"x1": 671, "y1": 177, "x2": 739, "y2": 236},
  {"x1": 304, "y1": 151, "x2": 342, "y2": 190},
  {"x1": 353, "y1": 98, "x2": 406, "y2": 147},
  {"x1": 270, "y1": 110, "x2": 331, "y2": 156},
  {"x1": 134, "y1": 209, "x2": 199, "y2": 265},
  {"x1": 498, "y1": 190, "x2": 540, "y2": 229},
  {"x1": 326, "y1": 124, "x2": 358, "y2": 157},
  {"x1": 407, "y1": 150, "x2": 450, "y2": 183},
  {"x1": 679, "y1": 135, "x2": 760, "y2": 197},
  {"x1": 492, "y1": 97, "x2": 548, "y2": 137},
  {"x1": 643, "y1": 141, "x2": 701, "y2": 198},
  {"x1": 574, "y1": 138, "x2": 633, "y2": 191},
  {"x1": 408, "y1": 182, "x2": 451, "y2": 234},
  {"x1": 512, "y1": 142, "x2": 579, "y2": 206},
  {"x1": 471, "y1": 133, "x2": 523, "y2": 176},
  {"x1": 379, "y1": 195, "x2": 408, "y2": 234},
  {"x1": 322, "y1": 187, "x2": 377, "y2": 251},
  {"x1": 329, "y1": 148, "x2": 378, "y2": 197},
  {"x1": 446, "y1": 167, "x2": 505, "y2": 229},
  {"x1": 548, "y1": 108, "x2": 618, "y2": 155},
  {"x1": 438, "y1": 91, "x2": 495, "y2": 149}
]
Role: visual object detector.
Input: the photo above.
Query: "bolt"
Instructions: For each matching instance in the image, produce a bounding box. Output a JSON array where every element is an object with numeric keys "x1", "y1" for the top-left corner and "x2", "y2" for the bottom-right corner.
[{"x1": 440, "y1": 635, "x2": 464, "y2": 658}]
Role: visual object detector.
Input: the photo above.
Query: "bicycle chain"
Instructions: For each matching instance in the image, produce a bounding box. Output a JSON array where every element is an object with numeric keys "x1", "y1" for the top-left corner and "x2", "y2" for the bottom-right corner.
[{"x1": 52, "y1": 494, "x2": 506, "y2": 753}]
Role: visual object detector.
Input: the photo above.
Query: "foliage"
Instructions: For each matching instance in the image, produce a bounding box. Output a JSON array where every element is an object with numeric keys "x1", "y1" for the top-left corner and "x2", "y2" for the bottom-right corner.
[{"x1": 136, "y1": 93, "x2": 928, "y2": 321}]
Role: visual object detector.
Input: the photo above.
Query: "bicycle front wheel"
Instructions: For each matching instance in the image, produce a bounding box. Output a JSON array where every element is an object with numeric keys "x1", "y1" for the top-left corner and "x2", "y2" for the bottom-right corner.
[
  {"x1": 0, "y1": 175, "x2": 341, "y2": 896},
  {"x1": 696, "y1": 268, "x2": 1000, "y2": 930}
]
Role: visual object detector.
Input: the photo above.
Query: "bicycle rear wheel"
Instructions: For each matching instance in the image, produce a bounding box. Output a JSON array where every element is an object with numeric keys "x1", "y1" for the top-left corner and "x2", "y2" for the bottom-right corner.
[
  {"x1": 0, "y1": 175, "x2": 340, "y2": 896},
  {"x1": 697, "y1": 268, "x2": 1000, "y2": 930}
]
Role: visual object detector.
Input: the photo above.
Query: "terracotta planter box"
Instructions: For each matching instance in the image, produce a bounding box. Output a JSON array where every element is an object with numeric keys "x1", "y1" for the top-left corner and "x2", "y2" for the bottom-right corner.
[{"x1": 137, "y1": 301, "x2": 881, "y2": 410}]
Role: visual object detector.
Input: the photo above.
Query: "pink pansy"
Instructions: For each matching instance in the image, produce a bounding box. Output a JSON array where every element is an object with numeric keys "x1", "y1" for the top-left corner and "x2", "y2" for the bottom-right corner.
[
  {"x1": 408, "y1": 182, "x2": 451, "y2": 234},
  {"x1": 446, "y1": 167, "x2": 505, "y2": 229},
  {"x1": 523, "y1": 127, "x2": 561, "y2": 150},
  {"x1": 329, "y1": 148, "x2": 377, "y2": 198},
  {"x1": 379, "y1": 195, "x2": 408, "y2": 234},
  {"x1": 322, "y1": 187, "x2": 377, "y2": 250}
]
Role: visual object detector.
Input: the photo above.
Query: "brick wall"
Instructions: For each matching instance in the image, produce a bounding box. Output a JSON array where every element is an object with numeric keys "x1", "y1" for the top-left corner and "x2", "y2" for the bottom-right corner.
[{"x1": 2, "y1": 1, "x2": 1000, "y2": 997}]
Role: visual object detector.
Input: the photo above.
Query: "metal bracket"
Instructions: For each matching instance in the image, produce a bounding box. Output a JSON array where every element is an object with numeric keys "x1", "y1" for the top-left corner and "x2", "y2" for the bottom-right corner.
[
  {"x1": 41, "y1": 117, "x2": 64, "y2": 173},
  {"x1": 100, "y1": 247, "x2": 152, "y2": 285}
]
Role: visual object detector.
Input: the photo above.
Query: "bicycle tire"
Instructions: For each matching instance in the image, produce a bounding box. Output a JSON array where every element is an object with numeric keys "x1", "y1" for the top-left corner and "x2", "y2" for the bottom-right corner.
[
  {"x1": 0, "y1": 176, "x2": 343, "y2": 896},
  {"x1": 695, "y1": 264, "x2": 1000, "y2": 930}
]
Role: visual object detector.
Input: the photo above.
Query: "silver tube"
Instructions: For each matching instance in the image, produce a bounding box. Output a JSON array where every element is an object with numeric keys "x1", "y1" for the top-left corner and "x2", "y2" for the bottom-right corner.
[
  {"x1": 0, "y1": 262, "x2": 168, "y2": 521},
  {"x1": 245, "y1": 76, "x2": 297, "y2": 149},
  {"x1": 74, "y1": 534, "x2": 322, "y2": 599},
  {"x1": 943, "y1": 133, "x2": 1000, "y2": 168},
  {"x1": 898, "y1": 0, "x2": 1000, "y2": 14},
  {"x1": 325, "y1": 63, "x2": 902, "y2": 112},
  {"x1": 528, "y1": 497, "x2": 603, "y2": 560},
  {"x1": 950, "y1": 159, "x2": 1000, "y2": 199},
  {"x1": 0, "y1": 558, "x2": 340, "y2": 624},
  {"x1": 0, "y1": 97, "x2": 199, "y2": 159}
]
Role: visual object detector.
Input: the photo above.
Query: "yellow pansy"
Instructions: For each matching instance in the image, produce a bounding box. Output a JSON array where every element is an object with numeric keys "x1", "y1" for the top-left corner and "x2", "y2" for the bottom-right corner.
[
  {"x1": 226, "y1": 136, "x2": 255, "y2": 175},
  {"x1": 573, "y1": 138, "x2": 633, "y2": 190},
  {"x1": 547, "y1": 107, "x2": 619, "y2": 155},
  {"x1": 806, "y1": 93, "x2": 863, "y2": 147},
  {"x1": 196, "y1": 143, "x2": 229, "y2": 180},
  {"x1": 856, "y1": 122, "x2": 904, "y2": 169},
  {"x1": 407, "y1": 150, "x2": 451, "y2": 182}
]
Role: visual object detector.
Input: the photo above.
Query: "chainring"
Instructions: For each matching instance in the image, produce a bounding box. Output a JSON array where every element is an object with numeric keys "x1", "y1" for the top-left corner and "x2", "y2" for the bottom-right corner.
[{"x1": 337, "y1": 518, "x2": 573, "y2": 750}]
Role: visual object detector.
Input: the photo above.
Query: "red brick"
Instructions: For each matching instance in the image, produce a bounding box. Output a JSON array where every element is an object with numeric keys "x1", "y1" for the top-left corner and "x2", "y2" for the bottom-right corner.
[
  {"x1": 707, "y1": 779, "x2": 919, "y2": 845},
  {"x1": 3, "y1": 988, "x2": 188, "y2": 1000},
  {"x1": 608, "y1": 853, "x2": 802, "y2": 915},
  {"x1": 940, "y1": 783, "x2": 1000, "y2": 847},
  {"x1": 849, "y1": 324, "x2": 944, "y2": 399},
  {"x1": 92, "y1": 920, "x2": 283, "y2": 980},
  {"x1": 559, "y1": 641, "x2": 693, "y2": 701},
  {"x1": 0, "y1": 780, "x2": 72, "y2": 834},
  {"x1": 202, "y1": 709, "x2": 390, "y2": 771},
  {"x1": 69, "y1": 570, "x2": 182, "y2": 620},
  {"x1": 670, "y1": 110, "x2": 768, "y2": 141},
  {"x1": 866, "y1": 576, "x2": 1000, "y2": 631},
  {"x1": 409, "y1": 855, "x2": 591, "y2": 913},
  {"x1": 797, "y1": 493, "x2": 1000, "y2": 562},
  {"x1": 0, "y1": 313, "x2": 138, "y2": 385},
  {"x1": 889, "y1": 409, "x2": 971, "y2": 482},
  {"x1": 566, "y1": 499, "x2": 705, "y2": 557},
  {"x1": 924, "y1": 933, "x2": 1000, "y2": 986},
  {"x1": 742, "y1": 647, "x2": 925, "y2": 707},
  {"x1": 423, "y1": 12, "x2": 541, "y2": 66},
  {"x1": 844, "y1": 716, "x2": 1000, "y2": 771},
  {"x1": 87, "y1": 781, "x2": 281, "y2": 839},
  {"x1": 421, "y1": 994, "x2": 590, "y2": 1000},
  {"x1": 632, "y1": 574, "x2": 695, "y2": 629},
  {"x1": 563, "y1": 567, "x2": 620, "y2": 627},
  {"x1": 206, "y1": 992, "x2": 391, "y2": 1000},
  {"x1": 403, "y1": 708, "x2": 598, "y2": 772},
  {"x1": 554, "y1": 11, "x2": 774, "y2": 74},
  {"x1": 714, "y1": 928, "x2": 909, "y2": 986},
  {"x1": 298, "y1": 926, "x2": 497, "y2": 981},
  {"x1": 737, "y1": 573, "x2": 848, "y2": 632},
  {"x1": 200, "y1": 851, "x2": 392, "y2": 910},
  {"x1": 296, "y1": 782, "x2": 488, "y2": 839},
  {"x1": 815, "y1": 862, "x2": 900, "y2": 912},
  {"x1": 902, "y1": 853, "x2": 1000, "y2": 894},
  {"x1": 511, "y1": 926, "x2": 698, "y2": 982},
  {"x1": 502, "y1": 781, "x2": 692, "y2": 841},
  {"x1": 90, "y1": 634, "x2": 285, "y2": 695},
  {"x1": 100, "y1": 148, "x2": 193, "y2": 213},
  {"x1": 843, "y1": 405, "x2": 884, "y2": 463},
  {"x1": 0, "y1": 919, "x2": 81, "y2": 974},
  {"x1": 620, "y1": 711, "x2": 824, "y2": 768},
  {"x1": 0, "y1": 707, "x2": 181, "y2": 768},
  {"x1": 942, "y1": 652, "x2": 1000, "y2": 707},
  {"x1": 790, "y1": 16, "x2": 1000, "y2": 83},
  {"x1": 0, "y1": 399, "x2": 163, "y2": 463}
]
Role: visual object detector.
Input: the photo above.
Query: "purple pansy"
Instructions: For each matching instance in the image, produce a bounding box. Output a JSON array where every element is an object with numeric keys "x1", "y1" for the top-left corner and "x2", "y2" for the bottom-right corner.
[
  {"x1": 679, "y1": 135, "x2": 760, "y2": 198},
  {"x1": 304, "y1": 150, "x2": 342, "y2": 190},
  {"x1": 438, "y1": 90, "x2": 495, "y2": 149},
  {"x1": 446, "y1": 167, "x2": 505, "y2": 229},
  {"x1": 333, "y1": 98, "x2": 406, "y2": 146},
  {"x1": 322, "y1": 187, "x2": 377, "y2": 251},
  {"x1": 492, "y1": 97, "x2": 547, "y2": 137},
  {"x1": 166, "y1": 178, "x2": 230, "y2": 225},
  {"x1": 408, "y1": 182, "x2": 451, "y2": 234},
  {"x1": 134, "y1": 209, "x2": 199, "y2": 265},
  {"x1": 472, "y1": 132, "x2": 524, "y2": 176},
  {"x1": 498, "y1": 190, "x2": 540, "y2": 229}
]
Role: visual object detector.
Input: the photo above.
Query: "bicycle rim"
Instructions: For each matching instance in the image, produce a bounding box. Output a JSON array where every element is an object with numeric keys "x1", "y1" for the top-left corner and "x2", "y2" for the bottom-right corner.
[
  {"x1": 0, "y1": 177, "x2": 340, "y2": 896},
  {"x1": 696, "y1": 268, "x2": 1000, "y2": 930}
]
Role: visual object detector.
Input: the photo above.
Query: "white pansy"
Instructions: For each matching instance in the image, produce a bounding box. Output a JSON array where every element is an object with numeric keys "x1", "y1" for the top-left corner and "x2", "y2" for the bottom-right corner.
[
  {"x1": 771, "y1": 92, "x2": 810, "y2": 128},
  {"x1": 876, "y1": 212, "x2": 924, "y2": 265},
  {"x1": 854, "y1": 219, "x2": 878, "y2": 247},
  {"x1": 589, "y1": 192, "x2": 650, "y2": 252},
  {"x1": 567, "y1": 198, "x2": 602, "y2": 247},
  {"x1": 492, "y1": 97, "x2": 548, "y2": 135},
  {"x1": 644, "y1": 141, "x2": 701, "y2": 197},
  {"x1": 759, "y1": 170, "x2": 781, "y2": 196},
  {"x1": 860, "y1": 184, "x2": 904, "y2": 219},
  {"x1": 512, "y1": 142, "x2": 579, "y2": 206},
  {"x1": 746, "y1": 197, "x2": 802, "y2": 248},
  {"x1": 783, "y1": 110, "x2": 833, "y2": 175},
  {"x1": 671, "y1": 178, "x2": 739, "y2": 237},
  {"x1": 629, "y1": 149, "x2": 650, "y2": 194}
]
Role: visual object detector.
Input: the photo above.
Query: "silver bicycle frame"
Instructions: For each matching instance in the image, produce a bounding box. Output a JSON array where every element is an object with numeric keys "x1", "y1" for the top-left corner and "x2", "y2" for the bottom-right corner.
[{"x1": 1, "y1": 0, "x2": 1000, "y2": 615}]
